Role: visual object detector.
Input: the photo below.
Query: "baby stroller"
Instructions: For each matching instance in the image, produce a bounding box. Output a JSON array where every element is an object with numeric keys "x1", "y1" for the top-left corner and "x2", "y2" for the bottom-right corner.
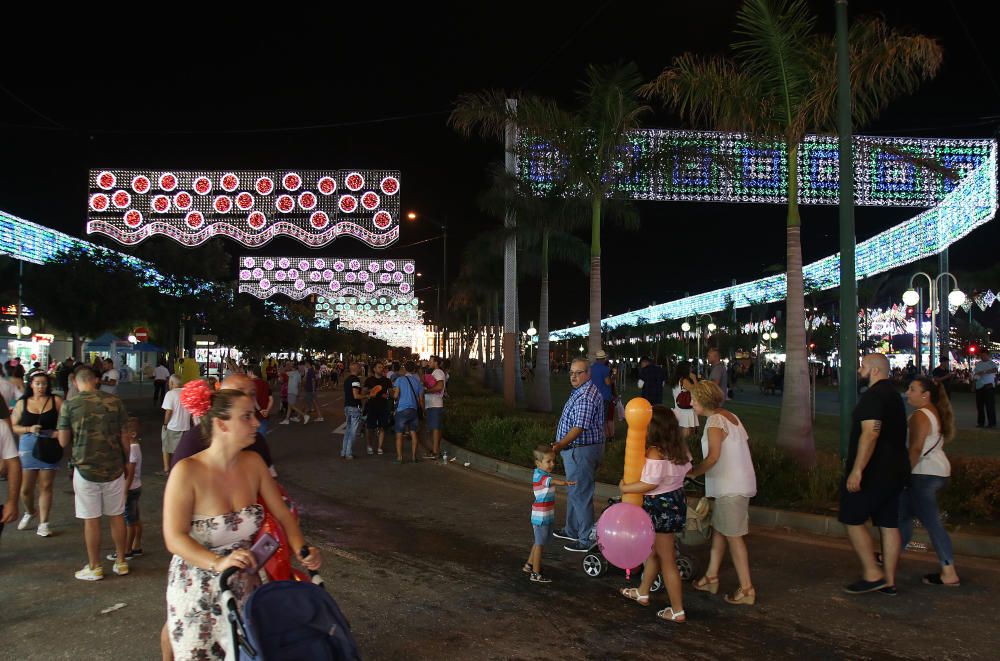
[
  {"x1": 581, "y1": 481, "x2": 713, "y2": 590},
  {"x1": 221, "y1": 547, "x2": 361, "y2": 660}
]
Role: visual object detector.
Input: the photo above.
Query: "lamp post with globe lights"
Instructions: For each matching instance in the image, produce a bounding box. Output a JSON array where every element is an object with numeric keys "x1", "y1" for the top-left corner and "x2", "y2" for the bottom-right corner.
[
  {"x1": 682, "y1": 314, "x2": 716, "y2": 376},
  {"x1": 406, "y1": 211, "x2": 448, "y2": 357},
  {"x1": 902, "y1": 272, "x2": 964, "y2": 370},
  {"x1": 526, "y1": 321, "x2": 537, "y2": 367}
]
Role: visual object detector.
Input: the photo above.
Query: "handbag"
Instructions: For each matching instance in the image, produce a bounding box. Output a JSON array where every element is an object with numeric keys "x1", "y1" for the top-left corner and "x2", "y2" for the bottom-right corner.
[
  {"x1": 31, "y1": 432, "x2": 64, "y2": 465},
  {"x1": 676, "y1": 389, "x2": 693, "y2": 410},
  {"x1": 614, "y1": 398, "x2": 626, "y2": 422}
]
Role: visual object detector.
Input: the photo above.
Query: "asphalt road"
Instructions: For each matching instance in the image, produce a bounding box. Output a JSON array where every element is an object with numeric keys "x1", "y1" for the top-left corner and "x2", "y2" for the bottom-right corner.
[{"x1": 2, "y1": 384, "x2": 998, "y2": 660}]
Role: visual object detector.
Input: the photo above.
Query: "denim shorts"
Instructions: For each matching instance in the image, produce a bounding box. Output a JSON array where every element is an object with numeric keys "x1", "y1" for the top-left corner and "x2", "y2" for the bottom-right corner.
[
  {"x1": 124, "y1": 488, "x2": 141, "y2": 525},
  {"x1": 426, "y1": 407, "x2": 443, "y2": 430},
  {"x1": 395, "y1": 407, "x2": 419, "y2": 433},
  {"x1": 532, "y1": 523, "x2": 551, "y2": 546}
]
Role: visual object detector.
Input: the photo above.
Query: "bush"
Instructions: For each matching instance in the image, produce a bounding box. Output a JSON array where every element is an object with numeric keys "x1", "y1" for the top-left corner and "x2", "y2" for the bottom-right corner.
[{"x1": 940, "y1": 457, "x2": 1000, "y2": 522}]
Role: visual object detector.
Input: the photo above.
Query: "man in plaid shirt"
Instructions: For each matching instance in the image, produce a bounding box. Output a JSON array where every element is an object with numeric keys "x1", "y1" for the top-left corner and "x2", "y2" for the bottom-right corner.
[{"x1": 551, "y1": 356, "x2": 606, "y2": 552}]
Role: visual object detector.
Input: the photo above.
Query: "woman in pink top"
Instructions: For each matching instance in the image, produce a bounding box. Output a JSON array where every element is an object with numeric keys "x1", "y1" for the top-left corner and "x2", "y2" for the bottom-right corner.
[{"x1": 618, "y1": 406, "x2": 692, "y2": 623}]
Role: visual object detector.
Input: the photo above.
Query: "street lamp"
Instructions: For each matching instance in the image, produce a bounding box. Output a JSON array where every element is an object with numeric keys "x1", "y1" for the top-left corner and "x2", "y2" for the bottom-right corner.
[
  {"x1": 902, "y1": 271, "x2": 964, "y2": 369},
  {"x1": 7, "y1": 324, "x2": 31, "y2": 337},
  {"x1": 526, "y1": 322, "x2": 537, "y2": 365},
  {"x1": 407, "y1": 211, "x2": 448, "y2": 358}
]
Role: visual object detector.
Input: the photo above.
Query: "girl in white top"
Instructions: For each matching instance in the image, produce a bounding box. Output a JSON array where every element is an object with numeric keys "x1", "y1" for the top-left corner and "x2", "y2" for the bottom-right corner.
[
  {"x1": 619, "y1": 406, "x2": 692, "y2": 622},
  {"x1": 670, "y1": 362, "x2": 699, "y2": 436},
  {"x1": 902, "y1": 376, "x2": 959, "y2": 586},
  {"x1": 687, "y1": 380, "x2": 757, "y2": 606}
]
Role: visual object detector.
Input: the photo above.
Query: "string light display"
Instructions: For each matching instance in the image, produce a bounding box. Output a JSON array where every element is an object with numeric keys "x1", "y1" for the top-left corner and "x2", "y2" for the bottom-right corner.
[
  {"x1": 87, "y1": 169, "x2": 401, "y2": 248},
  {"x1": 520, "y1": 131, "x2": 992, "y2": 207},
  {"x1": 315, "y1": 294, "x2": 424, "y2": 345},
  {"x1": 551, "y1": 139, "x2": 997, "y2": 340},
  {"x1": 237, "y1": 256, "x2": 416, "y2": 301}
]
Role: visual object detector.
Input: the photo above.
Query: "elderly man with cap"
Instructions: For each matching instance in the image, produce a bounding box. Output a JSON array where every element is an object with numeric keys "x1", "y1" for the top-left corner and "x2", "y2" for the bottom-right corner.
[{"x1": 589, "y1": 350, "x2": 615, "y2": 443}]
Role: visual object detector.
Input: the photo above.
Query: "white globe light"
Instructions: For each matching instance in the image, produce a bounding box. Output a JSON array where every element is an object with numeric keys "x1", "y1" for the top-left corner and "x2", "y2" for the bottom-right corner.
[
  {"x1": 20, "y1": 326, "x2": 30, "y2": 336},
  {"x1": 6, "y1": 325, "x2": 17, "y2": 335},
  {"x1": 901, "y1": 288, "x2": 920, "y2": 307},
  {"x1": 770, "y1": 331, "x2": 779, "y2": 339},
  {"x1": 128, "y1": 335, "x2": 138, "y2": 344},
  {"x1": 707, "y1": 323, "x2": 717, "y2": 332},
  {"x1": 578, "y1": 345, "x2": 585, "y2": 352},
  {"x1": 681, "y1": 322, "x2": 691, "y2": 332},
  {"x1": 948, "y1": 289, "x2": 966, "y2": 307}
]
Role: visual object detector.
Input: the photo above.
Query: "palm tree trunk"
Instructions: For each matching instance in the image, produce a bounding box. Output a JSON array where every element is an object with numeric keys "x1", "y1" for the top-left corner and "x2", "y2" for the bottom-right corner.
[
  {"x1": 477, "y1": 305, "x2": 486, "y2": 386},
  {"x1": 532, "y1": 230, "x2": 553, "y2": 412},
  {"x1": 776, "y1": 145, "x2": 816, "y2": 467},
  {"x1": 588, "y1": 195, "x2": 603, "y2": 357}
]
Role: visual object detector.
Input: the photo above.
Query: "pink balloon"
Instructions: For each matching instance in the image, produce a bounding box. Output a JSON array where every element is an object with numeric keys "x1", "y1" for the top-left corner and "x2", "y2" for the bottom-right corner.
[{"x1": 596, "y1": 503, "x2": 655, "y2": 570}]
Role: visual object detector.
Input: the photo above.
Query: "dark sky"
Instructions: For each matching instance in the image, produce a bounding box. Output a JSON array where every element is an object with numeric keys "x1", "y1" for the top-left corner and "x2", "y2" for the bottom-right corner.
[{"x1": 1, "y1": 1, "x2": 998, "y2": 330}]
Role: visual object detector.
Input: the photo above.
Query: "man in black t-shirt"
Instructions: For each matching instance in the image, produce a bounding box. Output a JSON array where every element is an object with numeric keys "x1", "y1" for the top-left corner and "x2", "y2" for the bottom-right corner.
[
  {"x1": 339, "y1": 363, "x2": 367, "y2": 461},
  {"x1": 363, "y1": 361, "x2": 393, "y2": 456},
  {"x1": 840, "y1": 353, "x2": 910, "y2": 596}
]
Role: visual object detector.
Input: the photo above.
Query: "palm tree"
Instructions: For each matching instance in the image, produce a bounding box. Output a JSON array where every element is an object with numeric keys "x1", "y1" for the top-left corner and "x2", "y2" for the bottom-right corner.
[
  {"x1": 450, "y1": 63, "x2": 651, "y2": 367},
  {"x1": 641, "y1": 0, "x2": 942, "y2": 465}
]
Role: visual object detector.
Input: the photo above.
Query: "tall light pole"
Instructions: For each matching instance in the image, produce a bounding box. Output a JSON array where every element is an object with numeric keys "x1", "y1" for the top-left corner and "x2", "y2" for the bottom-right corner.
[
  {"x1": 406, "y1": 212, "x2": 448, "y2": 358},
  {"x1": 902, "y1": 271, "x2": 965, "y2": 370},
  {"x1": 681, "y1": 315, "x2": 715, "y2": 376}
]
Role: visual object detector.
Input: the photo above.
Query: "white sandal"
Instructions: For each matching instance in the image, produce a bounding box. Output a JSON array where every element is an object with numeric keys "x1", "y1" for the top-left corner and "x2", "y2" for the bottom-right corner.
[
  {"x1": 656, "y1": 607, "x2": 686, "y2": 622},
  {"x1": 619, "y1": 587, "x2": 650, "y2": 606}
]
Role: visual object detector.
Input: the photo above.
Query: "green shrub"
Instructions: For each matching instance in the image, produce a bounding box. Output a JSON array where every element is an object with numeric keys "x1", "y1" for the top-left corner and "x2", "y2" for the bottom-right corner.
[{"x1": 940, "y1": 457, "x2": 1000, "y2": 522}]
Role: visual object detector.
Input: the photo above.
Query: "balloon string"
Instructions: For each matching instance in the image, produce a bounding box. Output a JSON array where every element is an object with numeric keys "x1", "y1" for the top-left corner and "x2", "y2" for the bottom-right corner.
[{"x1": 626, "y1": 569, "x2": 631, "y2": 581}]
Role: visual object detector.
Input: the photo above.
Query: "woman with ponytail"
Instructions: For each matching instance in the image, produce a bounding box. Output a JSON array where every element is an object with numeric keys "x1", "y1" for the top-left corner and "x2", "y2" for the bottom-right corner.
[{"x1": 902, "y1": 376, "x2": 960, "y2": 587}]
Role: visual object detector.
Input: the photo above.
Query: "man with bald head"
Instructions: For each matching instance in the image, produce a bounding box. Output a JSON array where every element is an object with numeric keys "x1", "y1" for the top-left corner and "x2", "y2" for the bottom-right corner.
[
  {"x1": 169, "y1": 374, "x2": 273, "y2": 470},
  {"x1": 840, "y1": 353, "x2": 909, "y2": 596}
]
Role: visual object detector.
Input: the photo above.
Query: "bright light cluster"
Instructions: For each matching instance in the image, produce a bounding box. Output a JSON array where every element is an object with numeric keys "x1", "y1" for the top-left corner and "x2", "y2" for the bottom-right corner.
[
  {"x1": 551, "y1": 140, "x2": 997, "y2": 340},
  {"x1": 86, "y1": 169, "x2": 401, "y2": 248},
  {"x1": 237, "y1": 256, "x2": 416, "y2": 301},
  {"x1": 315, "y1": 294, "x2": 424, "y2": 345},
  {"x1": 520, "y1": 130, "x2": 993, "y2": 207}
]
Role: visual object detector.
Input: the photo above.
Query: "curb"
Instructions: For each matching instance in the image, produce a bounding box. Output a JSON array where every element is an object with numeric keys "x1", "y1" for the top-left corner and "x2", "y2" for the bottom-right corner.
[{"x1": 441, "y1": 440, "x2": 1000, "y2": 561}]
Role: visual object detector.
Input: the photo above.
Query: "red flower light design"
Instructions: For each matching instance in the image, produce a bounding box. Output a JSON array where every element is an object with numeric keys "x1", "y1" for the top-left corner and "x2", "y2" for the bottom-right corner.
[
  {"x1": 247, "y1": 211, "x2": 266, "y2": 229},
  {"x1": 173, "y1": 192, "x2": 193, "y2": 210},
  {"x1": 152, "y1": 195, "x2": 170, "y2": 213},
  {"x1": 373, "y1": 211, "x2": 392, "y2": 229},
  {"x1": 185, "y1": 211, "x2": 205, "y2": 228},
  {"x1": 221, "y1": 173, "x2": 240, "y2": 192},
  {"x1": 97, "y1": 171, "x2": 117, "y2": 190},
  {"x1": 318, "y1": 176, "x2": 337, "y2": 195},
  {"x1": 298, "y1": 191, "x2": 317, "y2": 210},
  {"x1": 112, "y1": 190, "x2": 132, "y2": 209},
  {"x1": 131, "y1": 176, "x2": 151, "y2": 194},
  {"x1": 310, "y1": 211, "x2": 330, "y2": 229},
  {"x1": 236, "y1": 193, "x2": 255, "y2": 210},
  {"x1": 282, "y1": 173, "x2": 302, "y2": 191},
  {"x1": 361, "y1": 192, "x2": 380, "y2": 210},
  {"x1": 159, "y1": 173, "x2": 178, "y2": 191},
  {"x1": 124, "y1": 209, "x2": 143, "y2": 227},
  {"x1": 213, "y1": 196, "x2": 233, "y2": 213},
  {"x1": 90, "y1": 194, "x2": 109, "y2": 211},
  {"x1": 339, "y1": 195, "x2": 358, "y2": 213},
  {"x1": 256, "y1": 177, "x2": 274, "y2": 195},
  {"x1": 346, "y1": 172, "x2": 364, "y2": 191},
  {"x1": 193, "y1": 176, "x2": 213, "y2": 195},
  {"x1": 380, "y1": 176, "x2": 399, "y2": 195},
  {"x1": 275, "y1": 195, "x2": 295, "y2": 213}
]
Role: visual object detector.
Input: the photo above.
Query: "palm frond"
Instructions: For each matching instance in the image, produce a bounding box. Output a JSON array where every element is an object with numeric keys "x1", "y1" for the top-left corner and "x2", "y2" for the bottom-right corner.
[{"x1": 449, "y1": 89, "x2": 518, "y2": 140}]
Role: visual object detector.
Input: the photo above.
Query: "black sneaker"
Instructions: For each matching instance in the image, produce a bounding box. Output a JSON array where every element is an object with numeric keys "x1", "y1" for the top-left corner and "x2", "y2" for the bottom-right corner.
[
  {"x1": 530, "y1": 572, "x2": 552, "y2": 583},
  {"x1": 844, "y1": 578, "x2": 887, "y2": 594},
  {"x1": 552, "y1": 529, "x2": 575, "y2": 541},
  {"x1": 879, "y1": 585, "x2": 898, "y2": 596},
  {"x1": 563, "y1": 541, "x2": 591, "y2": 553}
]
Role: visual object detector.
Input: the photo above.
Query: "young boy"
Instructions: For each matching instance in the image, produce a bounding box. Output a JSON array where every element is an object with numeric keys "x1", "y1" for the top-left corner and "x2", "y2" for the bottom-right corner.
[
  {"x1": 524, "y1": 446, "x2": 574, "y2": 583},
  {"x1": 109, "y1": 417, "x2": 143, "y2": 561}
]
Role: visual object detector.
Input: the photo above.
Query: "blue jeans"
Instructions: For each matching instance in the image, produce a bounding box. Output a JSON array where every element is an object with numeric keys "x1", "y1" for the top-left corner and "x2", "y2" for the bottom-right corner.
[
  {"x1": 900, "y1": 475, "x2": 954, "y2": 566},
  {"x1": 341, "y1": 407, "x2": 362, "y2": 457},
  {"x1": 560, "y1": 443, "x2": 604, "y2": 544}
]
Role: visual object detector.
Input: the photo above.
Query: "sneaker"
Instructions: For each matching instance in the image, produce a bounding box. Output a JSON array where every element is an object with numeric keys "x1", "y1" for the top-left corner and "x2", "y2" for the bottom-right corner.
[
  {"x1": 303, "y1": 415, "x2": 311, "y2": 424},
  {"x1": 279, "y1": 419, "x2": 291, "y2": 425},
  {"x1": 113, "y1": 560, "x2": 130, "y2": 576},
  {"x1": 75, "y1": 564, "x2": 104, "y2": 581},
  {"x1": 563, "y1": 541, "x2": 591, "y2": 553},
  {"x1": 367, "y1": 447, "x2": 374, "y2": 455},
  {"x1": 552, "y1": 529, "x2": 575, "y2": 541},
  {"x1": 377, "y1": 449, "x2": 384, "y2": 455},
  {"x1": 290, "y1": 417, "x2": 302, "y2": 423},
  {"x1": 129, "y1": 548, "x2": 143, "y2": 557},
  {"x1": 879, "y1": 585, "x2": 898, "y2": 596},
  {"x1": 107, "y1": 551, "x2": 135, "y2": 561},
  {"x1": 314, "y1": 417, "x2": 325, "y2": 422},
  {"x1": 843, "y1": 578, "x2": 887, "y2": 594},
  {"x1": 530, "y1": 572, "x2": 552, "y2": 583},
  {"x1": 17, "y1": 513, "x2": 34, "y2": 530},
  {"x1": 36, "y1": 523, "x2": 51, "y2": 537},
  {"x1": 424, "y1": 453, "x2": 438, "y2": 460}
]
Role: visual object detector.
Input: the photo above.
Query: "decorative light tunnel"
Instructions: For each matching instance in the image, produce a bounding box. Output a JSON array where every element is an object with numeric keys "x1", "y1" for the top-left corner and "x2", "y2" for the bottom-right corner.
[
  {"x1": 87, "y1": 169, "x2": 401, "y2": 248},
  {"x1": 535, "y1": 134, "x2": 997, "y2": 340}
]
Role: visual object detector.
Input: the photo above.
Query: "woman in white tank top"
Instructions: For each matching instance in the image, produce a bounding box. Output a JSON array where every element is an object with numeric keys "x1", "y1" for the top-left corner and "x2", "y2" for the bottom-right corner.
[{"x1": 902, "y1": 376, "x2": 960, "y2": 587}]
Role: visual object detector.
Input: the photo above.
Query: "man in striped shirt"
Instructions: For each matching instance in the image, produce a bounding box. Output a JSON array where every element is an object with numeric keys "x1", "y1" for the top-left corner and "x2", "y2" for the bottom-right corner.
[{"x1": 551, "y1": 357, "x2": 606, "y2": 552}]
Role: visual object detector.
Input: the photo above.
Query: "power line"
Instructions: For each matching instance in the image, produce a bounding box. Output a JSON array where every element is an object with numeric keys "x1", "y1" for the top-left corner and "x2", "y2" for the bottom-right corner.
[
  {"x1": 520, "y1": 0, "x2": 614, "y2": 89},
  {"x1": 0, "y1": 83, "x2": 66, "y2": 129}
]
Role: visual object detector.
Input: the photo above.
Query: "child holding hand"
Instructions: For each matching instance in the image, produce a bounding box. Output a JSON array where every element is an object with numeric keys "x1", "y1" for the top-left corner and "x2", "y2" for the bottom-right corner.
[{"x1": 524, "y1": 445, "x2": 575, "y2": 583}]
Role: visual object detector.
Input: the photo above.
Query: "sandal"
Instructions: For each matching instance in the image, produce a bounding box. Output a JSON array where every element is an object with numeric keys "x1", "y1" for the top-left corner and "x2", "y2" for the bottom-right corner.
[
  {"x1": 522, "y1": 563, "x2": 533, "y2": 574},
  {"x1": 656, "y1": 607, "x2": 686, "y2": 622},
  {"x1": 724, "y1": 586, "x2": 756, "y2": 606},
  {"x1": 692, "y1": 575, "x2": 719, "y2": 594},
  {"x1": 923, "y1": 573, "x2": 960, "y2": 587},
  {"x1": 619, "y1": 587, "x2": 650, "y2": 606}
]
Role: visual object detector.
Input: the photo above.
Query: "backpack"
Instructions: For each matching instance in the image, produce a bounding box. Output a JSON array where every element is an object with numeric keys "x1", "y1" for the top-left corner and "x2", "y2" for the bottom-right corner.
[{"x1": 237, "y1": 580, "x2": 361, "y2": 660}]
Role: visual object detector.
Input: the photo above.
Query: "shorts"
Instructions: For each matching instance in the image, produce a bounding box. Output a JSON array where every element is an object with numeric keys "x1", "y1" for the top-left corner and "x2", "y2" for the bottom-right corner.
[
  {"x1": 162, "y1": 428, "x2": 184, "y2": 454},
  {"x1": 18, "y1": 433, "x2": 60, "y2": 470},
  {"x1": 838, "y1": 480, "x2": 903, "y2": 528},
  {"x1": 366, "y1": 409, "x2": 391, "y2": 430},
  {"x1": 426, "y1": 407, "x2": 443, "y2": 431},
  {"x1": 642, "y1": 488, "x2": 688, "y2": 534},
  {"x1": 532, "y1": 523, "x2": 551, "y2": 546},
  {"x1": 287, "y1": 392, "x2": 298, "y2": 406},
  {"x1": 74, "y1": 471, "x2": 126, "y2": 519},
  {"x1": 124, "y1": 488, "x2": 141, "y2": 525},
  {"x1": 302, "y1": 391, "x2": 317, "y2": 407},
  {"x1": 712, "y1": 495, "x2": 750, "y2": 537},
  {"x1": 395, "y1": 407, "x2": 419, "y2": 434}
]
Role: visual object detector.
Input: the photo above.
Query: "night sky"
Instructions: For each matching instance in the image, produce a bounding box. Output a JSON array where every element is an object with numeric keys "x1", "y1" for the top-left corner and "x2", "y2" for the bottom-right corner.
[{"x1": 1, "y1": 1, "x2": 998, "y2": 330}]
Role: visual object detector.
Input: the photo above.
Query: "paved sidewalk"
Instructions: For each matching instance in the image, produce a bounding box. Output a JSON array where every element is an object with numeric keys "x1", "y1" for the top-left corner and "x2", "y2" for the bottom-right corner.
[{"x1": 2, "y1": 385, "x2": 999, "y2": 659}]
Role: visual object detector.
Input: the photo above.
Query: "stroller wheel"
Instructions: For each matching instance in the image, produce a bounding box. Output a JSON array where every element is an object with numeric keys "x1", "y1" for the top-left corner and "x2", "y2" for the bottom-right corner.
[
  {"x1": 641, "y1": 569, "x2": 664, "y2": 592},
  {"x1": 676, "y1": 555, "x2": 696, "y2": 581},
  {"x1": 583, "y1": 553, "x2": 607, "y2": 578}
]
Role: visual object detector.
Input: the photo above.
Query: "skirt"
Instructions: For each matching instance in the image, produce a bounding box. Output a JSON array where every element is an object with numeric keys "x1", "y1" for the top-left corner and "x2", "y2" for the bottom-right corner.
[
  {"x1": 673, "y1": 407, "x2": 698, "y2": 429},
  {"x1": 642, "y1": 487, "x2": 687, "y2": 534},
  {"x1": 19, "y1": 433, "x2": 60, "y2": 470}
]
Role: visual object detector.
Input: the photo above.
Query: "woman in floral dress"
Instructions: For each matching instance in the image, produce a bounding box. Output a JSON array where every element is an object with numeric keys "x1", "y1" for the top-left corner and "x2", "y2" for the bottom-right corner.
[{"x1": 163, "y1": 386, "x2": 321, "y2": 660}]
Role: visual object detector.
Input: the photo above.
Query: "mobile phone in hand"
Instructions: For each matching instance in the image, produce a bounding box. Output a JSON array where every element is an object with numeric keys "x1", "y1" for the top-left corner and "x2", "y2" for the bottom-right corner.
[{"x1": 246, "y1": 533, "x2": 279, "y2": 573}]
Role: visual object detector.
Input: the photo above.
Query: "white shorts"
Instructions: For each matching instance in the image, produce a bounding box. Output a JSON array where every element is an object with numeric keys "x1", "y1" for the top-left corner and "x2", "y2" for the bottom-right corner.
[{"x1": 74, "y1": 471, "x2": 126, "y2": 519}]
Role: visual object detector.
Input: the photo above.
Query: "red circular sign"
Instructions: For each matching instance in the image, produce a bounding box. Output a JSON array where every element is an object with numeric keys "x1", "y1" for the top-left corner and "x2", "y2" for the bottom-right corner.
[{"x1": 133, "y1": 327, "x2": 149, "y2": 342}]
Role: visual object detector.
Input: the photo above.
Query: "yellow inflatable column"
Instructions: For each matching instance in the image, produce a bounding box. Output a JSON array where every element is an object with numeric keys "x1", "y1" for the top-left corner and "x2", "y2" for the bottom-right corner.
[{"x1": 622, "y1": 398, "x2": 652, "y2": 506}]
